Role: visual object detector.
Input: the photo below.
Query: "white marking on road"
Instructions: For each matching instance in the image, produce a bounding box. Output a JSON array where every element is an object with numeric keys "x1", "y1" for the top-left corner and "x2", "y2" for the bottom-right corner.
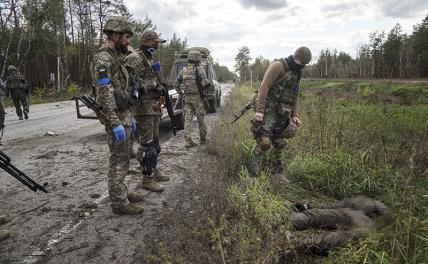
[
  {"x1": 22, "y1": 192, "x2": 109, "y2": 264},
  {"x1": 6, "y1": 110, "x2": 78, "y2": 125}
]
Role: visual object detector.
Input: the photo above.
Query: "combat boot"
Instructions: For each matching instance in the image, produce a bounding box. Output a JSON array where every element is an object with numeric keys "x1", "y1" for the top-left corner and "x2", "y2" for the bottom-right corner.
[
  {"x1": 0, "y1": 214, "x2": 8, "y2": 225},
  {"x1": 0, "y1": 229, "x2": 10, "y2": 241},
  {"x1": 185, "y1": 140, "x2": 197, "y2": 148},
  {"x1": 23, "y1": 111, "x2": 28, "y2": 120},
  {"x1": 18, "y1": 115, "x2": 23, "y2": 120},
  {"x1": 111, "y1": 203, "x2": 144, "y2": 215},
  {"x1": 153, "y1": 168, "x2": 170, "y2": 182},
  {"x1": 199, "y1": 138, "x2": 209, "y2": 145},
  {"x1": 127, "y1": 192, "x2": 145, "y2": 203},
  {"x1": 140, "y1": 177, "x2": 164, "y2": 192}
]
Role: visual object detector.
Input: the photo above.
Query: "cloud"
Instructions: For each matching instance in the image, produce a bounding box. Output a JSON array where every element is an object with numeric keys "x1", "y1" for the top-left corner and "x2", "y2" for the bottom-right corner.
[
  {"x1": 237, "y1": 0, "x2": 288, "y2": 11},
  {"x1": 376, "y1": 0, "x2": 428, "y2": 18},
  {"x1": 321, "y1": 3, "x2": 359, "y2": 12}
]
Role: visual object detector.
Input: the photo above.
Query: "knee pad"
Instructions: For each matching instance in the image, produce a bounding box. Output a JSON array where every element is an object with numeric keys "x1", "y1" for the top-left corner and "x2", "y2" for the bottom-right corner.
[
  {"x1": 153, "y1": 136, "x2": 161, "y2": 155},
  {"x1": 256, "y1": 136, "x2": 271, "y2": 153},
  {"x1": 140, "y1": 141, "x2": 158, "y2": 175}
]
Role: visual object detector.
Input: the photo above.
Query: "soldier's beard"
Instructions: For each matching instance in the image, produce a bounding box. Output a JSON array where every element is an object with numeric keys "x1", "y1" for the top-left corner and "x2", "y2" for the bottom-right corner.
[{"x1": 115, "y1": 41, "x2": 128, "y2": 54}]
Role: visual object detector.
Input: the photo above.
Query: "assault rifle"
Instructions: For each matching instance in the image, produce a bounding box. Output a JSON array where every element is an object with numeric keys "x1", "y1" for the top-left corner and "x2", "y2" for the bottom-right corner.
[
  {"x1": 232, "y1": 91, "x2": 258, "y2": 124},
  {"x1": 195, "y1": 67, "x2": 211, "y2": 110},
  {"x1": 151, "y1": 63, "x2": 176, "y2": 136},
  {"x1": 232, "y1": 102, "x2": 252, "y2": 124},
  {"x1": 0, "y1": 150, "x2": 48, "y2": 193},
  {"x1": 75, "y1": 95, "x2": 107, "y2": 121}
]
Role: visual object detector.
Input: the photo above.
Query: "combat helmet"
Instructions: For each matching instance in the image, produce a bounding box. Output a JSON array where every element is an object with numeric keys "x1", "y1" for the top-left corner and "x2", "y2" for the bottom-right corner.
[
  {"x1": 7, "y1": 65, "x2": 17, "y2": 72},
  {"x1": 103, "y1": 16, "x2": 134, "y2": 36},
  {"x1": 188, "y1": 50, "x2": 202, "y2": 62}
]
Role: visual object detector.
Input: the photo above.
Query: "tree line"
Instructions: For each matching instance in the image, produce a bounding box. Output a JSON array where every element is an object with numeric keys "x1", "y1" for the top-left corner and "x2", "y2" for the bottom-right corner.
[
  {"x1": 235, "y1": 14, "x2": 428, "y2": 81},
  {"x1": 0, "y1": 0, "x2": 233, "y2": 92}
]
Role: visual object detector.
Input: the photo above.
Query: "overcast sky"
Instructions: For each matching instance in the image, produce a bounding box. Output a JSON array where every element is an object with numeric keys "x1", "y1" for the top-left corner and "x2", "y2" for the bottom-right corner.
[{"x1": 124, "y1": 0, "x2": 428, "y2": 69}]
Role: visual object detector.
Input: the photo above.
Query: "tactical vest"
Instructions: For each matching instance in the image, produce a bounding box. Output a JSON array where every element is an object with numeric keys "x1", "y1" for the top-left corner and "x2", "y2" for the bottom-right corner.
[
  {"x1": 7, "y1": 73, "x2": 24, "y2": 89},
  {"x1": 93, "y1": 47, "x2": 129, "y2": 112},
  {"x1": 266, "y1": 59, "x2": 300, "y2": 117},
  {"x1": 180, "y1": 65, "x2": 200, "y2": 95},
  {"x1": 138, "y1": 50, "x2": 161, "y2": 99}
]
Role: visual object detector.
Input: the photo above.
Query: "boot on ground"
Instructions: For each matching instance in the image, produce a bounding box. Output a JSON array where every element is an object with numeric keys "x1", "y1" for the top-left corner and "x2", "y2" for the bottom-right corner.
[
  {"x1": 127, "y1": 192, "x2": 145, "y2": 203},
  {"x1": 0, "y1": 215, "x2": 8, "y2": 225},
  {"x1": 18, "y1": 115, "x2": 23, "y2": 120},
  {"x1": 111, "y1": 203, "x2": 144, "y2": 215},
  {"x1": 0, "y1": 229, "x2": 10, "y2": 241},
  {"x1": 153, "y1": 168, "x2": 170, "y2": 182},
  {"x1": 23, "y1": 111, "x2": 28, "y2": 120},
  {"x1": 185, "y1": 140, "x2": 197, "y2": 148},
  {"x1": 140, "y1": 177, "x2": 164, "y2": 192}
]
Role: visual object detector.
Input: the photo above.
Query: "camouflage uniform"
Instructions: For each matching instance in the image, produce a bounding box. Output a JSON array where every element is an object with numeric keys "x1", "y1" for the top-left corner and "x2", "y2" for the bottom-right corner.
[
  {"x1": 5, "y1": 66, "x2": 29, "y2": 119},
  {"x1": 287, "y1": 196, "x2": 388, "y2": 257},
  {"x1": 248, "y1": 47, "x2": 311, "y2": 176},
  {"x1": 0, "y1": 100, "x2": 4, "y2": 129},
  {"x1": 92, "y1": 16, "x2": 143, "y2": 214},
  {"x1": 174, "y1": 54, "x2": 209, "y2": 146},
  {"x1": 125, "y1": 31, "x2": 168, "y2": 191}
]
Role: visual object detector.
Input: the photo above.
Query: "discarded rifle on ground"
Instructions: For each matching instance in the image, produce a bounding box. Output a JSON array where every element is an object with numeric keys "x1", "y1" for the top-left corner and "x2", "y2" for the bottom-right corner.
[{"x1": 0, "y1": 150, "x2": 48, "y2": 193}]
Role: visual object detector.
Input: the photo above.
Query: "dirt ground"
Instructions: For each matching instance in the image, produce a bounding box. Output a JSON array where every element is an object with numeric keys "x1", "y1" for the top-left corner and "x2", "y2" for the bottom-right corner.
[{"x1": 0, "y1": 83, "x2": 233, "y2": 264}]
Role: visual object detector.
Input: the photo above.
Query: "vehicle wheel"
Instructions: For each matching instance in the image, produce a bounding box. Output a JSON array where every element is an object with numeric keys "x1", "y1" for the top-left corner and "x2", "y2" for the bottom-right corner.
[
  {"x1": 174, "y1": 112, "x2": 185, "y2": 129},
  {"x1": 207, "y1": 99, "x2": 217, "y2": 113}
]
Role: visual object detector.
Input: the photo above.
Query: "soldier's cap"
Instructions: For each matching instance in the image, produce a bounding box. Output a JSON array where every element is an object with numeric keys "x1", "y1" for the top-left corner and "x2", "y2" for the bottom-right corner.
[{"x1": 141, "y1": 30, "x2": 166, "y2": 43}]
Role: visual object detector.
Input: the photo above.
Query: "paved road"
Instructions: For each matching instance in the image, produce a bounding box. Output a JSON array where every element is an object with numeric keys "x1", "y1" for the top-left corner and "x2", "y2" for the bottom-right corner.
[{"x1": 0, "y1": 83, "x2": 233, "y2": 264}]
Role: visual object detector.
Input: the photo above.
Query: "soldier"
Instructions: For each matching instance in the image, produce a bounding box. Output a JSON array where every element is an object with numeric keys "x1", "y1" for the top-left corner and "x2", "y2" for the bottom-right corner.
[
  {"x1": 174, "y1": 50, "x2": 209, "y2": 148},
  {"x1": 5, "y1": 65, "x2": 29, "y2": 120},
  {"x1": 125, "y1": 30, "x2": 169, "y2": 193},
  {"x1": 248, "y1": 47, "x2": 312, "y2": 177},
  {"x1": 284, "y1": 196, "x2": 389, "y2": 258},
  {"x1": 91, "y1": 16, "x2": 144, "y2": 215}
]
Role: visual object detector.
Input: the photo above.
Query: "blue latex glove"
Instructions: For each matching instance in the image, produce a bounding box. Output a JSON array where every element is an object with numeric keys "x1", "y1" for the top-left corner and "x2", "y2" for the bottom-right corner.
[
  {"x1": 113, "y1": 125, "x2": 126, "y2": 141},
  {"x1": 131, "y1": 118, "x2": 137, "y2": 133}
]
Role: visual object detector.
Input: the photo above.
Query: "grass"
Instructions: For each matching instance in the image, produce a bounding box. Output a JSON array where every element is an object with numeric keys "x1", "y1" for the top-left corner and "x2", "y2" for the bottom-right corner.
[{"x1": 151, "y1": 79, "x2": 428, "y2": 263}]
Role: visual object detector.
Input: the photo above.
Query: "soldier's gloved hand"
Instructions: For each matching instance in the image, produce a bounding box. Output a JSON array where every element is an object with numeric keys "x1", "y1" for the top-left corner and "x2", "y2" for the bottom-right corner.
[
  {"x1": 255, "y1": 112, "x2": 264, "y2": 122},
  {"x1": 131, "y1": 118, "x2": 137, "y2": 133},
  {"x1": 113, "y1": 125, "x2": 126, "y2": 141}
]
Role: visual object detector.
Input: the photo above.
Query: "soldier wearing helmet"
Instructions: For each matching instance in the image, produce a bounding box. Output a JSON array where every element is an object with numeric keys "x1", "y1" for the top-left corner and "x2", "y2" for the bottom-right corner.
[
  {"x1": 124, "y1": 30, "x2": 169, "y2": 193},
  {"x1": 173, "y1": 49, "x2": 209, "y2": 148},
  {"x1": 91, "y1": 16, "x2": 144, "y2": 215},
  {"x1": 248, "y1": 47, "x2": 312, "y2": 177},
  {"x1": 5, "y1": 65, "x2": 29, "y2": 120}
]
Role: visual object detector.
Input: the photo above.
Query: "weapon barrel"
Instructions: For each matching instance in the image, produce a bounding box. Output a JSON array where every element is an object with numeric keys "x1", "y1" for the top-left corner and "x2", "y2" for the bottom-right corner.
[{"x1": 0, "y1": 151, "x2": 48, "y2": 193}]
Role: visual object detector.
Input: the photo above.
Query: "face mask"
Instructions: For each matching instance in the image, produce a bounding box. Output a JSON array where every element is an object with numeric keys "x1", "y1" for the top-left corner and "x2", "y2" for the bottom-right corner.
[
  {"x1": 140, "y1": 44, "x2": 158, "y2": 56},
  {"x1": 285, "y1": 55, "x2": 305, "y2": 71}
]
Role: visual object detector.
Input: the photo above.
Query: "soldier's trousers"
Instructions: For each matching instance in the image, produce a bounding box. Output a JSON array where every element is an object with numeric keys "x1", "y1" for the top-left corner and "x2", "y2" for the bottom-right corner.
[
  {"x1": 135, "y1": 114, "x2": 160, "y2": 177},
  {"x1": 248, "y1": 112, "x2": 290, "y2": 176},
  {"x1": 291, "y1": 208, "x2": 374, "y2": 255},
  {"x1": 106, "y1": 125, "x2": 131, "y2": 207},
  {"x1": 10, "y1": 89, "x2": 29, "y2": 117},
  {"x1": 184, "y1": 95, "x2": 207, "y2": 143}
]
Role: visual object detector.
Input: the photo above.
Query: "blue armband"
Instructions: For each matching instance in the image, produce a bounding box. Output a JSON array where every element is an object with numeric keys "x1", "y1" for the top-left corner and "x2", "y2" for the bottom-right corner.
[{"x1": 96, "y1": 78, "x2": 112, "y2": 85}]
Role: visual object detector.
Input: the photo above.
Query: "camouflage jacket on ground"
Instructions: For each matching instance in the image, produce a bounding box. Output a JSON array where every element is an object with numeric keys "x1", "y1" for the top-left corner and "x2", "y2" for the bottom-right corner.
[
  {"x1": 125, "y1": 49, "x2": 162, "y2": 115},
  {"x1": 173, "y1": 64, "x2": 208, "y2": 95},
  {"x1": 92, "y1": 46, "x2": 131, "y2": 128},
  {"x1": 6, "y1": 72, "x2": 27, "y2": 90}
]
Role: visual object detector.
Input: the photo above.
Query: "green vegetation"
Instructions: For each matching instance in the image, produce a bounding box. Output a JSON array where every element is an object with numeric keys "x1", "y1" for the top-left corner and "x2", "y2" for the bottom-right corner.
[{"x1": 204, "y1": 79, "x2": 428, "y2": 263}]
